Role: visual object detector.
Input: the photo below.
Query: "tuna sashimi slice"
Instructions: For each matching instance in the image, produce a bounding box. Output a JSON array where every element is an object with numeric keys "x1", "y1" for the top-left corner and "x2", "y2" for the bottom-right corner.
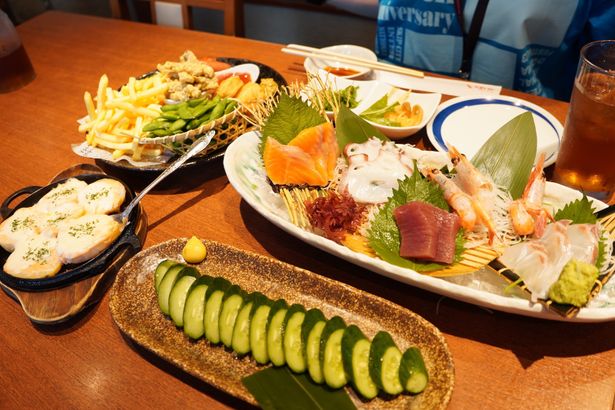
[
  {"x1": 433, "y1": 211, "x2": 460, "y2": 264},
  {"x1": 394, "y1": 202, "x2": 439, "y2": 260},
  {"x1": 393, "y1": 201, "x2": 460, "y2": 264}
]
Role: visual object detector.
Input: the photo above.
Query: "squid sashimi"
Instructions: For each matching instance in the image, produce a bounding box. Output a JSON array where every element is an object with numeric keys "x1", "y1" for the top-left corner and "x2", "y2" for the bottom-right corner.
[
  {"x1": 263, "y1": 123, "x2": 338, "y2": 187},
  {"x1": 394, "y1": 201, "x2": 460, "y2": 264},
  {"x1": 500, "y1": 220, "x2": 600, "y2": 301},
  {"x1": 340, "y1": 139, "x2": 414, "y2": 204}
]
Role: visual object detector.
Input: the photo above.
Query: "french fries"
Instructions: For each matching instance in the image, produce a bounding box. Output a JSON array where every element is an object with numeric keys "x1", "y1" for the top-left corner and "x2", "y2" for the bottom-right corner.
[{"x1": 78, "y1": 73, "x2": 168, "y2": 160}]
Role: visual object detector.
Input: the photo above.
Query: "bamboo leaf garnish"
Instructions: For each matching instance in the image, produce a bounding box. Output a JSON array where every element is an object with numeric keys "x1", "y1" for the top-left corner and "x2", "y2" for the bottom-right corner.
[
  {"x1": 471, "y1": 111, "x2": 537, "y2": 199},
  {"x1": 242, "y1": 366, "x2": 356, "y2": 410},
  {"x1": 335, "y1": 104, "x2": 388, "y2": 151}
]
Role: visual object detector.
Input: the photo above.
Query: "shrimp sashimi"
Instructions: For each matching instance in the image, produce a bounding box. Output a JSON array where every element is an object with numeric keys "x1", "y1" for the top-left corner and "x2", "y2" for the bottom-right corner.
[
  {"x1": 425, "y1": 168, "x2": 498, "y2": 243},
  {"x1": 509, "y1": 153, "x2": 553, "y2": 237},
  {"x1": 447, "y1": 145, "x2": 494, "y2": 198}
]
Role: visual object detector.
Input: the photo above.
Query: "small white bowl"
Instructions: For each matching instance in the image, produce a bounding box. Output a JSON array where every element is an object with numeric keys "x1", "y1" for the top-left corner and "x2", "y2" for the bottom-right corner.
[
  {"x1": 305, "y1": 44, "x2": 377, "y2": 80},
  {"x1": 215, "y1": 63, "x2": 260, "y2": 82},
  {"x1": 358, "y1": 90, "x2": 442, "y2": 140}
]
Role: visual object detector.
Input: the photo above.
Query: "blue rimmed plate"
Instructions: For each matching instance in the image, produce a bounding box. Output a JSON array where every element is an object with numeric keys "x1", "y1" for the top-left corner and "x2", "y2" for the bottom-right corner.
[{"x1": 427, "y1": 95, "x2": 563, "y2": 166}]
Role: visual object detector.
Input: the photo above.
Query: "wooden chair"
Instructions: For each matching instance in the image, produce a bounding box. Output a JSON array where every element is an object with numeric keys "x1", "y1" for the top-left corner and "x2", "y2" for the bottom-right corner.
[{"x1": 109, "y1": 0, "x2": 244, "y2": 37}]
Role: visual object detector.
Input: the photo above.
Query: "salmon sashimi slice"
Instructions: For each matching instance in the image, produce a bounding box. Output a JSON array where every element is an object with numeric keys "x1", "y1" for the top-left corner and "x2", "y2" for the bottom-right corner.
[
  {"x1": 263, "y1": 137, "x2": 329, "y2": 186},
  {"x1": 287, "y1": 122, "x2": 339, "y2": 181}
]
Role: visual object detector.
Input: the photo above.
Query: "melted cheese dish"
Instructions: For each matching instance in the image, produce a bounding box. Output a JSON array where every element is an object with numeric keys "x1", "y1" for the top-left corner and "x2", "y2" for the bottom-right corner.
[
  {"x1": 56, "y1": 214, "x2": 121, "y2": 264},
  {"x1": 4, "y1": 235, "x2": 62, "y2": 279},
  {"x1": 36, "y1": 178, "x2": 87, "y2": 213},
  {"x1": 1, "y1": 177, "x2": 127, "y2": 278},
  {"x1": 78, "y1": 178, "x2": 126, "y2": 215},
  {"x1": 0, "y1": 207, "x2": 42, "y2": 252}
]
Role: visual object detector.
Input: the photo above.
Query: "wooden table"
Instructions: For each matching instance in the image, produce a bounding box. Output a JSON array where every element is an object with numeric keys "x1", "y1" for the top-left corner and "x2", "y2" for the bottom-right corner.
[{"x1": 1, "y1": 11, "x2": 613, "y2": 410}]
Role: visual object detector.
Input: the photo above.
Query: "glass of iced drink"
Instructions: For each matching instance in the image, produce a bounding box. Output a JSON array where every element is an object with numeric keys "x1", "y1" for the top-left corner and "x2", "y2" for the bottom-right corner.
[
  {"x1": 0, "y1": 11, "x2": 36, "y2": 93},
  {"x1": 553, "y1": 40, "x2": 615, "y2": 202}
]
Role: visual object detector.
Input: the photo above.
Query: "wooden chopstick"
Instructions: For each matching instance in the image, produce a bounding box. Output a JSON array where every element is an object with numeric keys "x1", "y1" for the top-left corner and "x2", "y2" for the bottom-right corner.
[{"x1": 282, "y1": 44, "x2": 424, "y2": 78}]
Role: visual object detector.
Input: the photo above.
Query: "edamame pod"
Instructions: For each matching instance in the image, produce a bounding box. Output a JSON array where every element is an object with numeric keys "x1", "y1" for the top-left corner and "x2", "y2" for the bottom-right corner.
[
  {"x1": 142, "y1": 121, "x2": 165, "y2": 132},
  {"x1": 161, "y1": 113, "x2": 180, "y2": 121},
  {"x1": 208, "y1": 100, "x2": 227, "y2": 121},
  {"x1": 178, "y1": 105, "x2": 196, "y2": 120},
  {"x1": 151, "y1": 128, "x2": 170, "y2": 137},
  {"x1": 187, "y1": 98, "x2": 205, "y2": 107},
  {"x1": 161, "y1": 103, "x2": 180, "y2": 112},
  {"x1": 192, "y1": 101, "x2": 214, "y2": 119},
  {"x1": 186, "y1": 118, "x2": 201, "y2": 130},
  {"x1": 169, "y1": 119, "x2": 187, "y2": 132},
  {"x1": 224, "y1": 100, "x2": 237, "y2": 115}
]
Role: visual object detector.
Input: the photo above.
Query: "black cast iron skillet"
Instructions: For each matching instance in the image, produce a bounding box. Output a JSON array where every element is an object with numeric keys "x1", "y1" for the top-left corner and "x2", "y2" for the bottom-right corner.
[{"x1": 0, "y1": 174, "x2": 142, "y2": 292}]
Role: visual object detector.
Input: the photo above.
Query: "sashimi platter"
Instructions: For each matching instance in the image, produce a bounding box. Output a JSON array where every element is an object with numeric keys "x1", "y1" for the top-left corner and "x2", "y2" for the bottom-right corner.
[{"x1": 224, "y1": 79, "x2": 615, "y2": 322}]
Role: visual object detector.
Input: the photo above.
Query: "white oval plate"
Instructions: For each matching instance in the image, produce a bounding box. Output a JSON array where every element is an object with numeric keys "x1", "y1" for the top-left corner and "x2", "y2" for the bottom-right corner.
[
  {"x1": 427, "y1": 95, "x2": 563, "y2": 166},
  {"x1": 224, "y1": 131, "x2": 615, "y2": 323}
]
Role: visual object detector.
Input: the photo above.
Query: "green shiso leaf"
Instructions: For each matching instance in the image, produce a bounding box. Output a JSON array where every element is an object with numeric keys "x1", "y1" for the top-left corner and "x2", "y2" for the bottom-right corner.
[
  {"x1": 554, "y1": 195, "x2": 597, "y2": 224},
  {"x1": 367, "y1": 166, "x2": 465, "y2": 272},
  {"x1": 335, "y1": 104, "x2": 388, "y2": 151},
  {"x1": 471, "y1": 111, "x2": 537, "y2": 199},
  {"x1": 260, "y1": 93, "x2": 325, "y2": 152},
  {"x1": 242, "y1": 366, "x2": 356, "y2": 410}
]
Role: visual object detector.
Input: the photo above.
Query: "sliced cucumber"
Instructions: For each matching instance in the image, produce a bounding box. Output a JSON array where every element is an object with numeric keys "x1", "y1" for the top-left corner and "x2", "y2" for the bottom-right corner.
[
  {"x1": 399, "y1": 347, "x2": 428, "y2": 394},
  {"x1": 283, "y1": 304, "x2": 307, "y2": 373},
  {"x1": 154, "y1": 259, "x2": 178, "y2": 292},
  {"x1": 156, "y1": 263, "x2": 185, "y2": 298},
  {"x1": 168, "y1": 271, "x2": 198, "y2": 327},
  {"x1": 306, "y1": 320, "x2": 326, "y2": 384},
  {"x1": 301, "y1": 309, "x2": 326, "y2": 347},
  {"x1": 266, "y1": 299, "x2": 289, "y2": 366},
  {"x1": 249, "y1": 294, "x2": 272, "y2": 364},
  {"x1": 158, "y1": 266, "x2": 196, "y2": 315},
  {"x1": 302, "y1": 308, "x2": 326, "y2": 383},
  {"x1": 342, "y1": 325, "x2": 378, "y2": 399},
  {"x1": 369, "y1": 331, "x2": 403, "y2": 395},
  {"x1": 183, "y1": 275, "x2": 213, "y2": 339},
  {"x1": 203, "y1": 277, "x2": 232, "y2": 344},
  {"x1": 218, "y1": 285, "x2": 245, "y2": 348},
  {"x1": 231, "y1": 293, "x2": 257, "y2": 355},
  {"x1": 320, "y1": 316, "x2": 347, "y2": 389}
]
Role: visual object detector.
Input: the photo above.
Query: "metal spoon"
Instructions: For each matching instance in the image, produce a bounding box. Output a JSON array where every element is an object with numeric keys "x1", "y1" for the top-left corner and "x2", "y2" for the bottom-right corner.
[{"x1": 112, "y1": 130, "x2": 215, "y2": 226}]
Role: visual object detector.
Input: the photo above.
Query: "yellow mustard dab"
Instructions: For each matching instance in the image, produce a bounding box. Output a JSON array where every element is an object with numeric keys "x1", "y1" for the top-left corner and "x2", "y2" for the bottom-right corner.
[{"x1": 182, "y1": 236, "x2": 207, "y2": 263}]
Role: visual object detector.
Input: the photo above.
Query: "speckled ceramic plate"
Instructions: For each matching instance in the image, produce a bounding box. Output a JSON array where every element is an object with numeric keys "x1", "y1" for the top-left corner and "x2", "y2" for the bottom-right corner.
[{"x1": 109, "y1": 238, "x2": 454, "y2": 409}]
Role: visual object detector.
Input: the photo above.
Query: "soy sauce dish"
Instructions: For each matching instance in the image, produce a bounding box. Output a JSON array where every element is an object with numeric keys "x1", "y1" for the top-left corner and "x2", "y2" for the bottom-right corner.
[{"x1": 0, "y1": 174, "x2": 142, "y2": 291}]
